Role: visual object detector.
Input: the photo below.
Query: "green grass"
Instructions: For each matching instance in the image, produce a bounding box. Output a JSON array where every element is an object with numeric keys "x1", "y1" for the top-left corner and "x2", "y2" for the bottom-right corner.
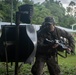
[
  {"x1": 0, "y1": 50, "x2": 76, "y2": 75},
  {"x1": 58, "y1": 53, "x2": 76, "y2": 67},
  {"x1": 58, "y1": 50, "x2": 76, "y2": 75},
  {"x1": 0, "y1": 54, "x2": 76, "y2": 75},
  {"x1": 20, "y1": 52, "x2": 76, "y2": 75}
]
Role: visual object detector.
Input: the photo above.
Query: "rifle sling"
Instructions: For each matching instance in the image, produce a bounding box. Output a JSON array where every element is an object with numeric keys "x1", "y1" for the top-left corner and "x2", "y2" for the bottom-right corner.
[
  {"x1": 57, "y1": 52, "x2": 67, "y2": 58},
  {"x1": 56, "y1": 28, "x2": 68, "y2": 58}
]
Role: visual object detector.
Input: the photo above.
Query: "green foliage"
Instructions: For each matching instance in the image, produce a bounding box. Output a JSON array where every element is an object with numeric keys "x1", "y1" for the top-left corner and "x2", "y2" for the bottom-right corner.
[
  {"x1": 69, "y1": 1, "x2": 76, "y2": 6},
  {"x1": 0, "y1": 0, "x2": 20, "y2": 22},
  {"x1": 32, "y1": 4, "x2": 52, "y2": 24},
  {"x1": 0, "y1": 0, "x2": 76, "y2": 28},
  {"x1": 23, "y1": 0, "x2": 34, "y2": 4},
  {"x1": 45, "y1": 2, "x2": 65, "y2": 18},
  {"x1": 59, "y1": 15, "x2": 76, "y2": 28},
  {"x1": 0, "y1": 2, "x2": 11, "y2": 22}
]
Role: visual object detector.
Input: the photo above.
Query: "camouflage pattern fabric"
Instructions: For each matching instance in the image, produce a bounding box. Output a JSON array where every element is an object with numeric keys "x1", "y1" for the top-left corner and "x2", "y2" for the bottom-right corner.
[{"x1": 31, "y1": 25, "x2": 75, "y2": 75}]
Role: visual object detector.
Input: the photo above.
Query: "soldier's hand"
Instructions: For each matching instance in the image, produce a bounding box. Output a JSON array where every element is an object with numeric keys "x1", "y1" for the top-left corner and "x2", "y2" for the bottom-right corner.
[
  {"x1": 52, "y1": 44, "x2": 59, "y2": 48},
  {"x1": 66, "y1": 48, "x2": 71, "y2": 54}
]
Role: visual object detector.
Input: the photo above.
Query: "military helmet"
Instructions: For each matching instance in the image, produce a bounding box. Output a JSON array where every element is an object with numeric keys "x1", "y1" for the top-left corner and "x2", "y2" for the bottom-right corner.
[{"x1": 44, "y1": 17, "x2": 55, "y2": 25}]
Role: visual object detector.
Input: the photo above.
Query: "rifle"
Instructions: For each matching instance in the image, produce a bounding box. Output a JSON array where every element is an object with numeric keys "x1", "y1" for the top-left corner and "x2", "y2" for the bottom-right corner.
[{"x1": 44, "y1": 38, "x2": 71, "y2": 58}]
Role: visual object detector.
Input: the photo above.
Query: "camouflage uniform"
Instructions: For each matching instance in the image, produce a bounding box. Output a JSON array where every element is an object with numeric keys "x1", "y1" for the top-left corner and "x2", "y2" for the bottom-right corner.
[{"x1": 31, "y1": 17, "x2": 75, "y2": 75}]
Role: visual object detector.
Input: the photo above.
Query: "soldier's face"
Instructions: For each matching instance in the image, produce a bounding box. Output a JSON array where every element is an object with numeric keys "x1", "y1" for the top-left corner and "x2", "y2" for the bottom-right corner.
[
  {"x1": 50, "y1": 24, "x2": 55, "y2": 32},
  {"x1": 45, "y1": 23, "x2": 55, "y2": 32}
]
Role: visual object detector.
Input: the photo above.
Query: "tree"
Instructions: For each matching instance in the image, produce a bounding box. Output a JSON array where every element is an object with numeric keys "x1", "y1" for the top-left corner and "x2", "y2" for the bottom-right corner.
[
  {"x1": 0, "y1": 0, "x2": 21, "y2": 22},
  {"x1": 1, "y1": 0, "x2": 76, "y2": 28},
  {"x1": 23, "y1": 0, "x2": 34, "y2": 4},
  {"x1": 32, "y1": 4, "x2": 52, "y2": 24},
  {"x1": 69, "y1": 1, "x2": 76, "y2": 7},
  {"x1": 68, "y1": 1, "x2": 76, "y2": 16},
  {"x1": 59, "y1": 15, "x2": 76, "y2": 28},
  {"x1": 66, "y1": 7, "x2": 73, "y2": 15}
]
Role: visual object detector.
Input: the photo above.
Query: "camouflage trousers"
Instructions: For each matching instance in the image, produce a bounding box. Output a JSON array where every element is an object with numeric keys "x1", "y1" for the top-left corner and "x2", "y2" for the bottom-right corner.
[{"x1": 31, "y1": 55, "x2": 60, "y2": 75}]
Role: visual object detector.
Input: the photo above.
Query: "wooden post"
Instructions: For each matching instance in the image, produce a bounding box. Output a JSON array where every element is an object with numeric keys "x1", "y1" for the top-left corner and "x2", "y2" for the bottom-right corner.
[{"x1": 14, "y1": 12, "x2": 20, "y2": 75}]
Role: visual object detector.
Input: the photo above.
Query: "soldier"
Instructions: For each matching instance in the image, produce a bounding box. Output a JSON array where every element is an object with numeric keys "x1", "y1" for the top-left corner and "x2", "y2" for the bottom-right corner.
[{"x1": 31, "y1": 17, "x2": 75, "y2": 75}]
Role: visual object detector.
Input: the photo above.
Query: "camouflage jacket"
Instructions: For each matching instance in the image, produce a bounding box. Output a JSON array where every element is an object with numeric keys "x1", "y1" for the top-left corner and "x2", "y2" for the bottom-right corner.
[{"x1": 37, "y1": 26, "x2": 75, "y2": 54}]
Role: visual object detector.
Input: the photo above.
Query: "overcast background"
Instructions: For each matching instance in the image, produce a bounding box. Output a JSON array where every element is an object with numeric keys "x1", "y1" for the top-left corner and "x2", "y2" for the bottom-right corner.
[
  {"x1": 33, "y1": 0, "x2": 76, "y2": 4},
  {"x1": 19, "y1": 0, "x2": 76, "y2": 8},
  {"x1": 33, "y1": 0, "x2": 76, "y2": 8}
]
